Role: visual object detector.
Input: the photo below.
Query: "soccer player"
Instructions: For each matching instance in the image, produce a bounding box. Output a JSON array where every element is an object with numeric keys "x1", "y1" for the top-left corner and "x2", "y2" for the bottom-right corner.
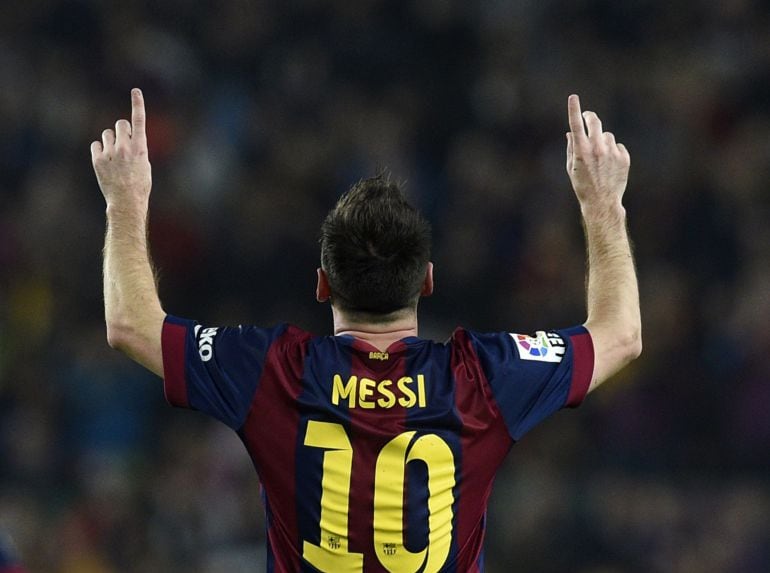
[{"x1": 91, "y1": 89, "x2": 640, "y2": 571}]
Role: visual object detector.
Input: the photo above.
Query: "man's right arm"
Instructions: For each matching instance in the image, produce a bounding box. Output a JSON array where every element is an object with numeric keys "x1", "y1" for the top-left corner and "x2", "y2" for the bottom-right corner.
[
  {"x1": 566, "y1": 94, "x2": 642, "y2": 392},
  {"x1": 92, "y1": 89, "x2": 165, "y2": 377}
]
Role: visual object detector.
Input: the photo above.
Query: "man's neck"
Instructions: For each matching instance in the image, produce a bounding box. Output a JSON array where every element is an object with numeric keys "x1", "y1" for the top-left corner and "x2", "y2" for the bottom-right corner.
[{"x1": 332, "y1": 307, "x2": 419, "y2": 352}]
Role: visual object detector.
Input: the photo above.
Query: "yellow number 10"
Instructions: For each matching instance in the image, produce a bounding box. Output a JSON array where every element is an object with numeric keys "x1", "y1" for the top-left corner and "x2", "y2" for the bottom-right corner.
[{"x1": 302, "y1": 421, "x2": 456, "y2": 573}]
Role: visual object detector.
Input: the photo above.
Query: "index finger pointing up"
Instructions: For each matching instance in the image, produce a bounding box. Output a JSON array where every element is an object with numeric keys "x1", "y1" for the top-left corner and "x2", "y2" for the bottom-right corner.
[
  {"x1": 131, "y1": 88, "x2": 146, "y2": 144},
  {"x1": 567, "y1": 94, "x2": 586, "y2": 139}
]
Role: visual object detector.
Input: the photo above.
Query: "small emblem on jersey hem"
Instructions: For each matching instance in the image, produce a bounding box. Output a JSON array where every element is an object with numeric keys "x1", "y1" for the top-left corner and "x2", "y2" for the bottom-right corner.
[{"x1": 383, "y1": 543, "x2": 397, "y2": 555}]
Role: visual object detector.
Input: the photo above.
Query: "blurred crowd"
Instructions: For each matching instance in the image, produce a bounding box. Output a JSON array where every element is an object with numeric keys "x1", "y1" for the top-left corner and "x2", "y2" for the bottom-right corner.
[{"x1": 1, "y1": 0, "x2": 769, "y2": 571}]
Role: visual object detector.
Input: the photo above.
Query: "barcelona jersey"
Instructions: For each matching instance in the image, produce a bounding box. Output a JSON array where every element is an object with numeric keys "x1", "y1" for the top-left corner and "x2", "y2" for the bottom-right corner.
[{"x1": 162, "y1": 315, "x2": 593, "y2": 572}]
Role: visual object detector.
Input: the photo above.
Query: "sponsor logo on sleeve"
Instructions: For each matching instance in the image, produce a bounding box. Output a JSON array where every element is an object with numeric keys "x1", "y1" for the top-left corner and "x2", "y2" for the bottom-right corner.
[
  {"x1": 194, "y1": 325, "x2": 219, "y2": 362},
  {"x1": 510, "y1": 331, "x2": 566, "y2": 363}
]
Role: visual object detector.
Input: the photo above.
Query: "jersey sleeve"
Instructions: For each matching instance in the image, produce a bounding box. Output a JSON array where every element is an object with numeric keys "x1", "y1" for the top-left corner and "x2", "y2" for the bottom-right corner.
[
  {"x1": 161, "y1": 314, "x2": 288, "y2": 430},
  {"x1": 465, "y1": 325, "x2": 594, "y2": 441}
]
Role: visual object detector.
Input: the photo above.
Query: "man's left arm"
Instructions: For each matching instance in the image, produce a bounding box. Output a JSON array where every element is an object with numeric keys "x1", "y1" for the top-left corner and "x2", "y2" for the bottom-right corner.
[
  {"x1": 565, "y1": 94, "x2": 642, "y2": 392},
  {"x1": 91, "y1": 89, "x2": 165, "y2": 377}
]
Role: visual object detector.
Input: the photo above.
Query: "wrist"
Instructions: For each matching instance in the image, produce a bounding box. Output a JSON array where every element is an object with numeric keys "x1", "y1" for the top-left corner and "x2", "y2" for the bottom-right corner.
[
  {"x1": 105, "y1": 197, "x2": 149, "y2": 219},
  {"x1": 580, "y1": 201, "x2": 626, "y2": 225}
]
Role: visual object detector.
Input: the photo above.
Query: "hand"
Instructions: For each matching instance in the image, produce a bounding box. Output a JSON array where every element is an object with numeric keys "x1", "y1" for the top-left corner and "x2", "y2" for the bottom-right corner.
[
  {"x1": 566, "y1": 94, "x2": 630, "y2": 211},
  {"x1": 91, "y1": 89, "x2": 152, "y2": 208}
]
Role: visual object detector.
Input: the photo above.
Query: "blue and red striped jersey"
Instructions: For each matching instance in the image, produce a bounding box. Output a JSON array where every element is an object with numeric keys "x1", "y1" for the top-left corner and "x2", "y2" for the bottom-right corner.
[{"x1": 162, "y1": 315, "x2": 593, "y2": 572}]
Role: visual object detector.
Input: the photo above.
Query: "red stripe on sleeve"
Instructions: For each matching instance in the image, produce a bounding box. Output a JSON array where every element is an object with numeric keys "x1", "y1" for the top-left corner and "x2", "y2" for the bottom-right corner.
[
  {"x1": 240, "y1": 327, "x2": 310, "y2": 573},
  {"x1": 565, "y1": 331, "x2": 594, "y2": 407},
  {"x1": 162, "y1": 320, "x2": 189, "y2": 408},
  {"x1": 451, "y1": 329, "x2": 512, "y2": 571}
]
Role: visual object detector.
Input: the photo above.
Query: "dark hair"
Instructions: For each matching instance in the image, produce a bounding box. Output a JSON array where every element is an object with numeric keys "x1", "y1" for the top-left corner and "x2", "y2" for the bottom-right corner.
[{"x1": 320, "y1": 175, "x2": 432, "y2": 319}]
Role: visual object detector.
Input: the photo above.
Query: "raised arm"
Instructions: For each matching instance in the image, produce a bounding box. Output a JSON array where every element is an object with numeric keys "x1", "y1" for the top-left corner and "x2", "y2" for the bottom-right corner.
[
  {"x1": 91, "y1": 89, "x2": 165, "y2": 377},
  {"x1": 566, "y1": 94, "x2": 641, "y2": 392}
]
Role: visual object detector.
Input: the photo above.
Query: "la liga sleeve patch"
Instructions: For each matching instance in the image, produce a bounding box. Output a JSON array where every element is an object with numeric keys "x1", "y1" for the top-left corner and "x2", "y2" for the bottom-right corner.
[{"x1": 510, "y1": 331, "x2": 567, "y2": 363}]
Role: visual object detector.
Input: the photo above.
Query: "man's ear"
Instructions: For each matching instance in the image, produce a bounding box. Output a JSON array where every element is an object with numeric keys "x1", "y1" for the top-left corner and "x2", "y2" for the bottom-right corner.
[
  {"x1": 421, "y1": 262, "x2": 434, "y2": 297},
  {"x1": 316, "y1": 268, "x2": 331, "y2": 302}
]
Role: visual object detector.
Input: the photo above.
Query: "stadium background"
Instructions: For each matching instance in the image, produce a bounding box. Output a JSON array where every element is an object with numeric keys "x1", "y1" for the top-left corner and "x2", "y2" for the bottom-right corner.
[{"x1": 1, "y1": 1, "x2": 768, "y2": 571}]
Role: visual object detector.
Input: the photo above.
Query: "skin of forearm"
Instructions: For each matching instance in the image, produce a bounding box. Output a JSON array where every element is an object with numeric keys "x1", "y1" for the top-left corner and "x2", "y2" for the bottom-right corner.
[
  {"x1": 582, "y1": 201, "x2": 641, "y2": 354},
  {"x1": 103, "y1": 200, "x2": 165, "y2": 375}
]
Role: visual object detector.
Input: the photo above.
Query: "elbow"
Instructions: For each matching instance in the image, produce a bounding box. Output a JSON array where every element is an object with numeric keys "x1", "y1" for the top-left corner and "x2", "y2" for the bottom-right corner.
[
  {"x1": 105, "y1": 319, "x2": 134, "y2": 352},
  {"x1": 623, "y1": 326, "x2": 643, "y2": 363},
  {"x1": 585, "y1": 318, "x2": 642, "y2": 371}
]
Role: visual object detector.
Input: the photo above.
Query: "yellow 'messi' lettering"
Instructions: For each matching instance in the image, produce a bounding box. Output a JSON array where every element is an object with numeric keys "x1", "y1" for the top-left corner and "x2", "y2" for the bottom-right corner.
[
  {"x1": 332, "y1": 374, "x2": 357, "y2": 408},
  {"x1": 332, "y1": 374, "x2": 427, "y2": 409}
]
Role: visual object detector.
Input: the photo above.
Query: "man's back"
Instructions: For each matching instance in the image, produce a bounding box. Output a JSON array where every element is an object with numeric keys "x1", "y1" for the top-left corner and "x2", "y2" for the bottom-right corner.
[
  {"x1": 162, "y1": 316, "x2": 593, "y2": 572},
  {"x1": 92, "y1": 91, "x2": 640, "y2": 570}
]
